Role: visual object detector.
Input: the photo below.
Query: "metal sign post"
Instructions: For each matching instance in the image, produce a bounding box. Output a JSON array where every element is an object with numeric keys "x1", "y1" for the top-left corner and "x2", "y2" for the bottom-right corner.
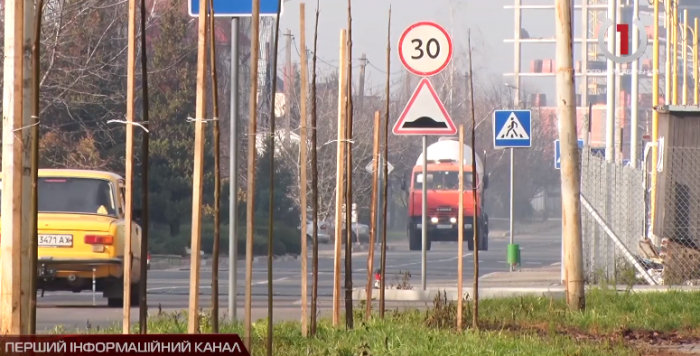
[
  {"x1": 189, "y1": 0, "x2": 281, "y2": 322},
  {"x1": 493, "y1": 110, "x2": 532, "y2": 272},
  {"x1": 395, "y1": 21, "x2": 454, "y2": 291}
]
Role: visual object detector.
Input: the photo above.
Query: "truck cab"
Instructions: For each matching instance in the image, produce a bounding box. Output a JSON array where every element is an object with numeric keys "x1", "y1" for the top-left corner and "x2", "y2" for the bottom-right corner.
[
  {"x1": 0, "y1": 169, "x2": 143, "y2": 307},
  {"x1": 406, "y1": 138, "x2": 489, "y2": 252}
]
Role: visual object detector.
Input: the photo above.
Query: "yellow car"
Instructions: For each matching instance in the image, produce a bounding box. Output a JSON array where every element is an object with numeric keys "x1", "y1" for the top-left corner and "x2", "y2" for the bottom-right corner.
[{"x1": 0, "y1": 169, "x2": 143, "y2": 307}]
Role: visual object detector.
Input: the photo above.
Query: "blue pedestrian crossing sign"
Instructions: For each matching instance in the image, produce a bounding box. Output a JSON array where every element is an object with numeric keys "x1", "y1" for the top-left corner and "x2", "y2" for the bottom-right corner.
[
  {"x1": 554, "y1": 139, "x2": 584, "y2": 169},
  {"x1": 493, "y1": 110, "x2": 532, "y2": 149}
]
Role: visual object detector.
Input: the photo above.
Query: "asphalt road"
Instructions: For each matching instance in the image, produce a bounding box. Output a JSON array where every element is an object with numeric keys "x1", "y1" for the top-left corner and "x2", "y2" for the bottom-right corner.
[{"x1": 35, "y1": 227, "x2": 561, "y2": 332}]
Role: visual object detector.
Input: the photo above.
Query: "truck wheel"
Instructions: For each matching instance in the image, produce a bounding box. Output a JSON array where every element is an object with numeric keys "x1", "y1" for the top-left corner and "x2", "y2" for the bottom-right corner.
[
  {"x1": 467, "y1": 236, "x2": 474, "y2": 251},
  {"x1": 409, "y1": 228, "x2": 420, "y2": 251},
  {"x1": 408, "y1": 229, "x2": 431, "y2": 251},
  {"x1": 478, "y1": 215, "x2": 489, "y2": 251}
]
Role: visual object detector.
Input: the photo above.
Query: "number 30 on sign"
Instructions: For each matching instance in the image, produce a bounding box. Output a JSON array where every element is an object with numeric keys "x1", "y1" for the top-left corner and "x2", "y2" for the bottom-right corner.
[{"x1": 398, "y1": 21, "x2": 453, "y2": 77}]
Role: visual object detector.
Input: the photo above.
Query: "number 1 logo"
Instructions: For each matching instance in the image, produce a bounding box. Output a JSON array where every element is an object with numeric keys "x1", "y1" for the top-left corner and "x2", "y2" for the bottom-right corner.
[{"x1": 598, "y1": 18, "x2": 647, "y2": 64}]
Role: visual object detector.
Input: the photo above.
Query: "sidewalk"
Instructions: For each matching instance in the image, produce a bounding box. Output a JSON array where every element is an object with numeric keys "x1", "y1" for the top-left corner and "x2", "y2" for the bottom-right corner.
[
  {"x1": 479, "y1": 264, "x2": 562, "y2": 287},
  {"x1": 352, "y1": 264, "x2": 565, "y2": 302}
]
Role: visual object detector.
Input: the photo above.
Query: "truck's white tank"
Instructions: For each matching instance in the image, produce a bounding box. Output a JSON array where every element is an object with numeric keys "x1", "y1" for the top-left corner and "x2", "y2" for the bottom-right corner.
[{"x1": 415, "y1": 137, "x2": 484, "y2": 178}]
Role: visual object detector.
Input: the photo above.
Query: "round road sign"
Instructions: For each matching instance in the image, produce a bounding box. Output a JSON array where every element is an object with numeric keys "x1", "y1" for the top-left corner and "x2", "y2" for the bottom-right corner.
[{"x1": 398, "y1": 21, "x2": 453, "y2": 77}]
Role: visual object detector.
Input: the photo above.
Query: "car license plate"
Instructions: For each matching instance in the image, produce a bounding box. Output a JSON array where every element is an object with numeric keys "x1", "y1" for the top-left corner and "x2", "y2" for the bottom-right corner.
[
  {"x1": 38, "y1": 234, "x2": 73, "y2": 247},
  {"x1": 437, "y1": 224, "x2": 452, "y2": 229}
]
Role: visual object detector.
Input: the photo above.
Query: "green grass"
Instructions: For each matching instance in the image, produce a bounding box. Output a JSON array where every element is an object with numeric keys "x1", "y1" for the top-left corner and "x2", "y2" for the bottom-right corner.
[
  {"x1": 47, "y1": 288, "x2": 700, "y2": 355},
  {"x1": 64, "y1": 311, "x2": 634, "y2": 356}
]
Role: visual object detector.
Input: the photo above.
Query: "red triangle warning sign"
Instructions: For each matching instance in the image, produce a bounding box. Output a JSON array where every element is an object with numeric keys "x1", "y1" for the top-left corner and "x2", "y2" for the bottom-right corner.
[{"x1": 392, "y1": 78, "x2": 456, "y2": 136}]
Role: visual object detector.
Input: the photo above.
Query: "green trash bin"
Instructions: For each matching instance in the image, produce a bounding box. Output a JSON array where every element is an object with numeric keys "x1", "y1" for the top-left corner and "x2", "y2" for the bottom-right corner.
[{"x1": 507, "y1": 244, "x2": 520, "y2": 266}]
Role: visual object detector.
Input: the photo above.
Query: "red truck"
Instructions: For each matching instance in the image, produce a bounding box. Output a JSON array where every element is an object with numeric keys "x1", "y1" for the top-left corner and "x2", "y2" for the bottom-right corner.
[{"x1": 404, "y1": 137, "x2": 489, "y2": 251}]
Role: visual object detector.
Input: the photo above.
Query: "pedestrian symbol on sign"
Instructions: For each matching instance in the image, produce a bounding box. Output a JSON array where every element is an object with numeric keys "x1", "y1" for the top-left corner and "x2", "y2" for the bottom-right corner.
[{"x1": 496, "y1": 113, "x2": 530, "y2": 140}]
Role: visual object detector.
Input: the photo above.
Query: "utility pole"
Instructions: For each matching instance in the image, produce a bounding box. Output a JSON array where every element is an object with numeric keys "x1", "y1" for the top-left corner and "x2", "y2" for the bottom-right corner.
[
  {"x1": 186, "y1": 0, "x2": 208, "y2": 334},
  {"x1": 358, "y1": 54, "x2": 367, "y2": 119},
  {"x1": 1, "y1": 0, "x2": 34, "y2": 336},
  {"x1": 554, "y1": 0, "x2": 585, "y2": 311},
  {"x1": 123, "y1": 0, "x2": 137, "y2": 334}
]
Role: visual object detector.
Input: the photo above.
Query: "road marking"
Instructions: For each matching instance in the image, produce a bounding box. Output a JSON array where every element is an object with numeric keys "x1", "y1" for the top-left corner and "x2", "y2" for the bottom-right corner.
[{"x1": 353, "y1": 252, "x2": 474, "y2": 273}]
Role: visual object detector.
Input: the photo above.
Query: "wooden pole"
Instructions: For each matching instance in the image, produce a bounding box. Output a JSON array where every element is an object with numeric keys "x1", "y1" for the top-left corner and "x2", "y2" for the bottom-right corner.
[
  {"x1": 555, "y1": 0, "x2": 585, "y2": 311},
  {"x1": 122, "y1": 0, "x2": 138, "y2": 334},
  {"x1": 187, "y1": 0, "x2": 209, "y2": 333},
  {"x1": 379, "y1": 6, "x2": 391, "y2": 319},
  {"x1": 457, "y1": 125, "x2": 464, "y2": 330},
  {"x1": 467, "y1": 33, "x2": 479, "y2": 329},
  {"x1": 365, "y1": 111, "x2": 381, "y2": 321},
  {"x1": 298, "y1": 2, "x2": 310, "y2": 337},
  {"x1": 208, "y1": 0, "x2": 221, "y2": 333},
  {"x1": 29, "y1": 0, "x2": 45, "y2": 335},
  {"x1": 138, "y1": 0, "x2": 151, "y2": 334},
  {"x1": 244, "y1": 0, "x2": 261, "y2": 349},
  {"x1": 309, "y1": 0, "x2": 320, "y2": 336},
  {"x1": 267, "y1": 2, "x2": 283, "y2": 354},
  {"x1": 332, "y1": 29, "x2": 348, "y2": 327},
  {"x1": 344, "y1": 0, "x2": 354, "y2": 330},
  {"x1": 1, "y1": 0, "x2": 33, "y2": 336}
]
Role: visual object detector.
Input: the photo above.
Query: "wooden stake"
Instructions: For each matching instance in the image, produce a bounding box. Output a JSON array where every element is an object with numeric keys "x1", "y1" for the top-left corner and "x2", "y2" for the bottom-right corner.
[
  {"x1": 365, "y1": 111, "x2": 381, "y2": 321},
  {"x1": 379, "y1": 6, "x2": 391, "y2": 319},
  {"x1": 309, "y1": 0, "x2": 320, "y2": 336},
  {"x1": 244, "y1": 0, "x2": 262, "y2": 349},
  {"x1": 29, "y1": 0, "x2": 45, "y2": 335},
  {"x1": 344, "y1": 0, "x2": 354, "y2": 330},
  {"x1": 186, "y1": 0, "x2": 209, "y2": 334},
  {"x1": 1, "y1": 0, "x2": 33, "y2": 336},
  {"x1": 267, "y1": 3, "x2": 283, "y2": 354},
  {"x1": 138, "y1": 0, "x2": 151, "y2": 334},
  {"x1": 332, "y1": 28, "x2": 348, "y2": 327},
  {"x1": 122, "y1": 0, "x2": 138, "y2": 334},
  {"x1": 299, "y1": 2, "x2": 310, "y2": 337},
  {"x1": 467, "y1": 31, "x2": 479, "y2": 330},
  {"x1": 208, "y1": 0, "x2": 222, "y2": 333},
  {"x1": 457, "y1": 125, "x2": 464, "y2": 330},
  {"x1": 555, "y1": 0, "x2": 585, "y2": 311}
]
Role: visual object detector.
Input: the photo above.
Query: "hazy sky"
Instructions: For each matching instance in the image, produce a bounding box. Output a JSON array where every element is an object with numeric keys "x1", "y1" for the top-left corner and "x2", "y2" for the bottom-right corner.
[
  {"x1": 273, "y1": 0, "x2": 562, "y2": 100},
  {"x1": 271, "y1": 0, "x2": 657, "y2": 103}
]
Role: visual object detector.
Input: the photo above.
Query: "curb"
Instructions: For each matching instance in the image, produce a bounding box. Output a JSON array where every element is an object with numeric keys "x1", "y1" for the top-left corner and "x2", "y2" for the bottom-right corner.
[
  {"x1": 352, "y1": 287, "x2": 566, "y2": 301},
  {"x1": 353, "y1": 285, "x2": 700, "y2": 302}
]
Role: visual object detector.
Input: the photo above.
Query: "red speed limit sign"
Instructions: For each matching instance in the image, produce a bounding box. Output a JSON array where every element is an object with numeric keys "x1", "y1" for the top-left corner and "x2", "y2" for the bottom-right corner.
[{"x1": 398, "y1": 21, "x2": 453, "y2": 77}]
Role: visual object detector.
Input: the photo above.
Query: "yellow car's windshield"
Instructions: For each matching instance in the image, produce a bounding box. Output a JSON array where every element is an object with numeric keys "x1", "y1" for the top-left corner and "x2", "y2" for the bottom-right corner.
[{"x1": 0, "y1": 177, "x2": 117, "y2": 216}]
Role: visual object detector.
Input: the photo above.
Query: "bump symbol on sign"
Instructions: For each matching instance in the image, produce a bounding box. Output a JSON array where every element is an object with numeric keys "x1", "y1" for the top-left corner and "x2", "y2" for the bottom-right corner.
[{"x1": 496, "y1": 113, "x2": 530, "y2": 140}]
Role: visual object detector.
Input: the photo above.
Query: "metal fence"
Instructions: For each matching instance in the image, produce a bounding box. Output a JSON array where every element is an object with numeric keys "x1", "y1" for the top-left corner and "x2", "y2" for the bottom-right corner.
[
  {"x1": 580, "y1": 147, "x2": 700, "y2": 286},
  {"x1": 580, "y1": 151, "x2": 649, "y2": 285}
]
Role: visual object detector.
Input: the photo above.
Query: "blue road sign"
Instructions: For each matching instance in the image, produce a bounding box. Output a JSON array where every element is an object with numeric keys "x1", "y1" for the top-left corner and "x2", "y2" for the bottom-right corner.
[
  {"x1": 189, "y1": 0, "x2": 282, "y2": 17},
  {"x1": 493, "y1": 110, "x2": 532, "y2": 148},
  {"x1": 554, "y1": 139, "x2": 584, "y2": 169}
]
